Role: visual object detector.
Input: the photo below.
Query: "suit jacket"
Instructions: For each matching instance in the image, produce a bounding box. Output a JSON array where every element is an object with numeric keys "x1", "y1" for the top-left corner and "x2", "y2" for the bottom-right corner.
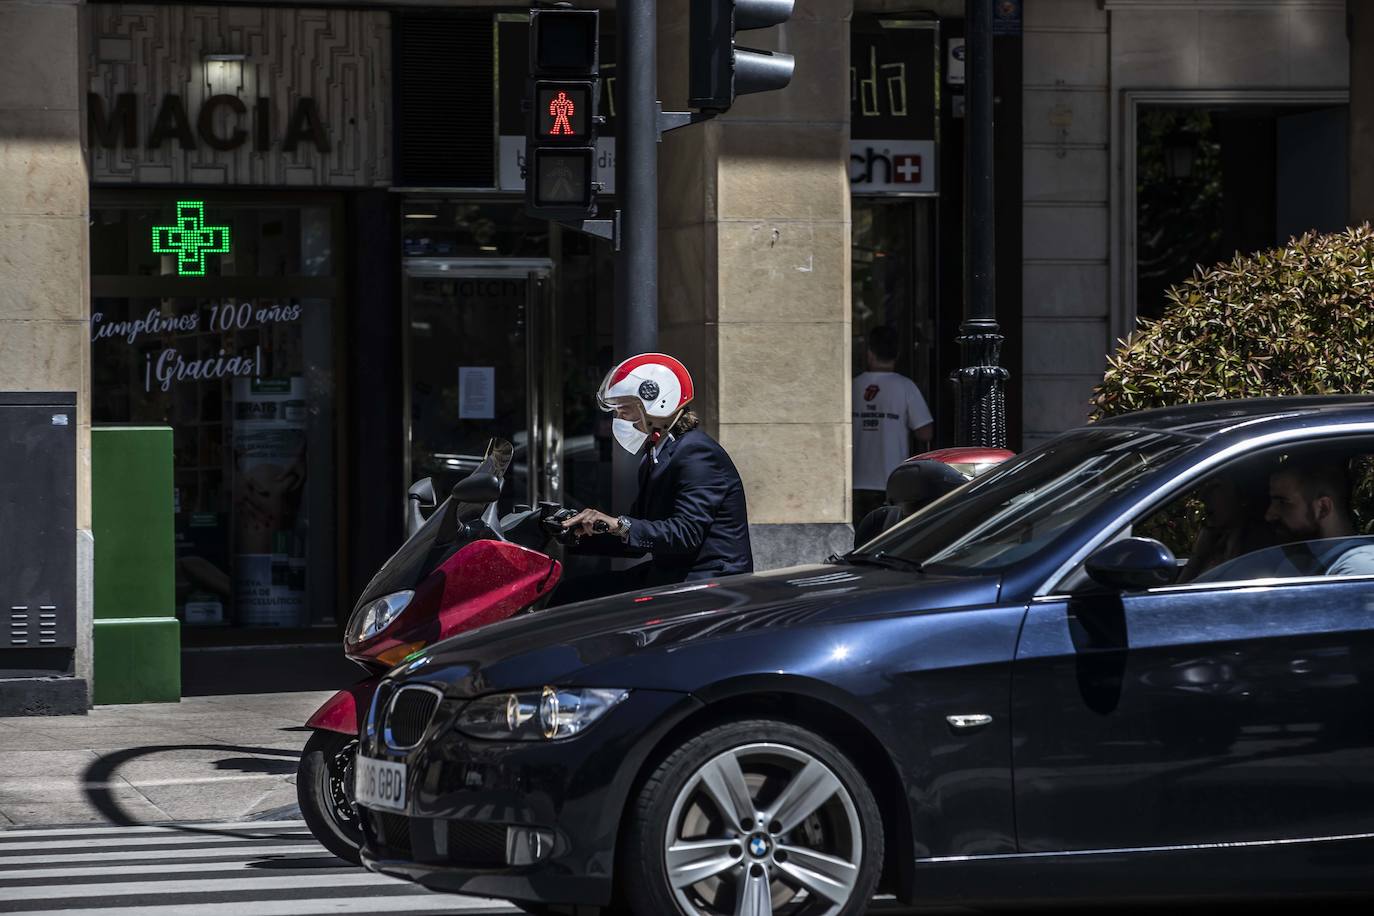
[{"x1": 622, "y1": 428, "x2": 754, "y2": 583}]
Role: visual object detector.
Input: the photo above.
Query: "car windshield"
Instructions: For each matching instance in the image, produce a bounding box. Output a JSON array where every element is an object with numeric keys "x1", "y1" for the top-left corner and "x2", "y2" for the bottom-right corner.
[{"x1": 853, "y1": 429, "x2": 1192, "y2": 573}]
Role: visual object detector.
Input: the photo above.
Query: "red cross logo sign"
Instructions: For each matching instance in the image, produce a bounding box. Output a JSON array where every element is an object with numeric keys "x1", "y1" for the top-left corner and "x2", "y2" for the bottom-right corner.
[{"x1": 893, "y1": 155, "x2": 922, "y2": 184}]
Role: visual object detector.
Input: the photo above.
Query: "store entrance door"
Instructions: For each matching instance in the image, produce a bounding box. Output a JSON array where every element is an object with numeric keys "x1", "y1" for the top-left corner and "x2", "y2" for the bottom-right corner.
[{"x1": 404, "y1": 258, "x2": 561, "y2": 511}]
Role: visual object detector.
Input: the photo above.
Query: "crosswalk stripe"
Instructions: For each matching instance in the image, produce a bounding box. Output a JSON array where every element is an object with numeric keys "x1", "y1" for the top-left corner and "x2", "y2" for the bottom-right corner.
[
  {"x1": 0, "y1": 832, "x2": 311, "y2": 852},
  {"x1": 0, "y1": 857, "x2": 345, "y2": 882},
  {"x1": 0, "y1": 843, "x2": 323, "y2": 867},
  {"x1": 0, "y1": 897, "x2": 513, "y2": 916},
  {"x1": 0, "y1": 871, "x2": 424, "y2": 902},
  {"x1": 0, "y1": 819, "x2": 522, "y2": 915},
  {"x1": 0, "y1": 820, "x2": 304, "y2": 839}
]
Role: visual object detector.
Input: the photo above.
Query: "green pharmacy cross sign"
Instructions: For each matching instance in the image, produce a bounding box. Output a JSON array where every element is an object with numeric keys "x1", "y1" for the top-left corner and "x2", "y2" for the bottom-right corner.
[{"x1": 151, "y1": 201, "x2": 230, "y2": 276}]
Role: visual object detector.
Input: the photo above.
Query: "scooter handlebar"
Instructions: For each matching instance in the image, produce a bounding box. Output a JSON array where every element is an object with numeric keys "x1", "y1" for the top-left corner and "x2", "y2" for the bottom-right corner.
[
  {"x1": 543, "y1": 507, "x2": 584, "y2": 545},
  {"x1": 541, "y1": 507, "x2": 615, "y2": 544}
]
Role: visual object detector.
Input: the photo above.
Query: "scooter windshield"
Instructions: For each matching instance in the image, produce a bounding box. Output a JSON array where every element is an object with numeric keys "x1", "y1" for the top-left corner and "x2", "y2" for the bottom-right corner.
[{"x1": 350, "y1": 439, "x2": 513, "y2": 616}]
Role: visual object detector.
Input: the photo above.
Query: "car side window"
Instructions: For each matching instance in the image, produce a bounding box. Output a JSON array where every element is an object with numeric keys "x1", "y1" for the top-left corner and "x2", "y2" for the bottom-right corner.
[
  {"x1": 1065, "y1": 443, "x2": 1374, "y2": 594},
  {"x1": 1183, "y1": 448, "x2": 1374, "y2": 586}
]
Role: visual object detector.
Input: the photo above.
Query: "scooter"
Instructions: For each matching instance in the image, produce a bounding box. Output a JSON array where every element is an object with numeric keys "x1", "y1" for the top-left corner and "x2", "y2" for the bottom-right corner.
[{"x1": 297, "y1": 439, "x2": 574, "y2": 863}]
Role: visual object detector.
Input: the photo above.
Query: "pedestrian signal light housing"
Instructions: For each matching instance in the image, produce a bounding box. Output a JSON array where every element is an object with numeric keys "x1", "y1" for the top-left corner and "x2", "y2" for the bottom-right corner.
[
  {"x1": 690, "y1": 0, "x2": 796, "y2": 112},
  {"x1": 525, "y1": 7, "x2": 600, "y2": 221},
  {"x1": 531, "y1": 8, "x2": 598, "y2": 73}
]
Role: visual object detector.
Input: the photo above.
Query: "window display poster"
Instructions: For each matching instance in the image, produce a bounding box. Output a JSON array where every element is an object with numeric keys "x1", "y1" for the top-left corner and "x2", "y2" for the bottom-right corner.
[
  {"x1": 459, "y1": 366, "x2": 496, "y2": 420},
  {"x1": 232, "y1": 376, "x2": 308, "y2": 627}
]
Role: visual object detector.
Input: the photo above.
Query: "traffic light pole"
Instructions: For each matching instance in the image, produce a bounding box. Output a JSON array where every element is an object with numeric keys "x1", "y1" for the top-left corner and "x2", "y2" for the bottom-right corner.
[
  {"x1": 611, "y1": 0, "x2": 660, "y2": 512},
  {"x1": 954, "y1": 0, "x2": 1008, "y2": 448},
  {"x1": 534, "y1": 0, "x2": 791, "y2": 511},
  {"x1": 615, "y1": 0, "x2": 658, "y2": 359}
]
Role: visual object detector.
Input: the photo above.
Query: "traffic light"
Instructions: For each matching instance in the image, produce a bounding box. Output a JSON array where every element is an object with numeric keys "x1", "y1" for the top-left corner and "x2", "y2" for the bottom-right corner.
[
  {"x1": 689, "y1": 0, "x2": 795, "y2": 112},
  {"x1": 525, "y1": 7, "x2": 600, "y2": 221}
]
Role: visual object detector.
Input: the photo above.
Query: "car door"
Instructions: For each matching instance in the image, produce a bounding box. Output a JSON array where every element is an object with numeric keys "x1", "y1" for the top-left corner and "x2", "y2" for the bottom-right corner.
[{"x1": 1011, "y1": 549, "x2": 1374, "y2": 854}]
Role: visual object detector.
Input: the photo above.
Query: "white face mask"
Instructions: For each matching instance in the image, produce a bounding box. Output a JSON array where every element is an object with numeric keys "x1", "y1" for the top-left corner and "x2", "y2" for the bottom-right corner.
[{"x1": 612, "y1": 417, "x2": 648, "y2": 454}]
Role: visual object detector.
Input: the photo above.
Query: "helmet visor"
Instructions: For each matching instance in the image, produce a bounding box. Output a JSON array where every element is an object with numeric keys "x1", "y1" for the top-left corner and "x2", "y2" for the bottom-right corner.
[
  {"x1": 595, "y1": 366, "x2": 619, "y2": 413},
  {"x1": 596, "y1": 368, "x2": 647, "y2": 423}
]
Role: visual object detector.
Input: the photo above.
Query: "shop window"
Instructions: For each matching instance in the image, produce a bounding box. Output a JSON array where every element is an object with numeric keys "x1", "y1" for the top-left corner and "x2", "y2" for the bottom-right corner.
[
  {"x1": 399, "y1": 199, "x2": 615, "y2": 515},
  {"x1": 1135, "y1": 104, "x2": 1349, "y2": 323},
  {"x1": 91, "y1": 196, "x2": 339, "y2": 637}
]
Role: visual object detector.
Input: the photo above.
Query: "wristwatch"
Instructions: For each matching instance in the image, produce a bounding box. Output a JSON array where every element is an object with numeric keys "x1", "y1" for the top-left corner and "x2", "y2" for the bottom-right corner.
[{"x1": 615, "y1": 515, "x2": 632, "y2": 539}]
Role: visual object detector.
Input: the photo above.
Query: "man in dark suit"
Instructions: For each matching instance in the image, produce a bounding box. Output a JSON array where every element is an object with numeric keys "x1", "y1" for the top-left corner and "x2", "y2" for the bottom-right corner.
[{"x1": 558, "y1": 354, "x2": 753, "y2": 597}]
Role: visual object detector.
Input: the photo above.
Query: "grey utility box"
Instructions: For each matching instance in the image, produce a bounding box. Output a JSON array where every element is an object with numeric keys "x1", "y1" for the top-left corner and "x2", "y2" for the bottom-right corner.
[{"x1": 0, "y1": 392, "x2": 82, "y2": 713}]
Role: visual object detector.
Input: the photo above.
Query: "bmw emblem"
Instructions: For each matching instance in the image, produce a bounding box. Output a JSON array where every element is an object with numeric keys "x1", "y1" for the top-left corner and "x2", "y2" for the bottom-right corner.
[
  {"x1": 638, "y1": 380, "x2": 660, "y2": 401},
  {"x1": 749, "y1": 835, "x2": 769, "y2": 858}
]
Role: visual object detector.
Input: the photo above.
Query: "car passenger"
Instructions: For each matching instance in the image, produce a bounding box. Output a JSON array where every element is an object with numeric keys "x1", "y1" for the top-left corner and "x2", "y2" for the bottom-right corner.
[
  {"x1": 1177, "y1": 470, "x2": 1277, "y2": 583},
  {"x1": 1266, "y1": 457, "x2": 1374, "y2": 576}
]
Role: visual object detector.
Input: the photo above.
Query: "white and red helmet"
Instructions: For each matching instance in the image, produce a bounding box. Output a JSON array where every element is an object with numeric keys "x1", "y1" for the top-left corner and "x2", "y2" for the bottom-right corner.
[{"x1": 597, "y1": 353, "x2": 694, "y2": 429}]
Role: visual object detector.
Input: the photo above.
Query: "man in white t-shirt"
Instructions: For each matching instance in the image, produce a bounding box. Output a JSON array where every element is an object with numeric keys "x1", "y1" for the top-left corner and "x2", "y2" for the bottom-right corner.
[{"x1": 852, "y1": 326, "x2": 933, "y2": 526}]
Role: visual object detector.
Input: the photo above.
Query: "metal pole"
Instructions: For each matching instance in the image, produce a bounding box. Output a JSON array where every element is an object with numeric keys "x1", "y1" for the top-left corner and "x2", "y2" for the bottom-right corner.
[
  {"x1": 613, "y1": 0, "x2": 659, "y2": 512},
  {"x1": 954, "y1": 0, "x2": 1008, "y2": 448}
]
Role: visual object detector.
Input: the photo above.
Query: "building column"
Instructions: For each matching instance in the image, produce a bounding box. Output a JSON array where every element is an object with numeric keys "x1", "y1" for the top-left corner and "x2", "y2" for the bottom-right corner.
[
  {"x1": 659, "y1": 0, "x2": 855, "y2": 569},
  {"x1": 0, "y1": 0, "x2": 91, "y2": 712}
]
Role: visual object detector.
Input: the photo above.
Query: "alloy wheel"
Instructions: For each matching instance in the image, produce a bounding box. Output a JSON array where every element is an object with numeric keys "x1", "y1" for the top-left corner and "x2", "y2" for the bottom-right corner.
[{"x1": 663, "y1": 742, "x2": 863, "y2": 916}]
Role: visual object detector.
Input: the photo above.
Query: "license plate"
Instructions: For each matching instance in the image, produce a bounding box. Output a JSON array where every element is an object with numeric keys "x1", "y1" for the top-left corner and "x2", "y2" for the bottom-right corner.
[{"x1": 354, "y1": 755, "x2": 407, "y2": 812}]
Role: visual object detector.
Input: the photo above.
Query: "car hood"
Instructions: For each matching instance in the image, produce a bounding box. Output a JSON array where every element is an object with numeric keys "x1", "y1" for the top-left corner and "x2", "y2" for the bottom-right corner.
[{"x1": 397, "y1": 563, "x2": 1001, "y2": 697}]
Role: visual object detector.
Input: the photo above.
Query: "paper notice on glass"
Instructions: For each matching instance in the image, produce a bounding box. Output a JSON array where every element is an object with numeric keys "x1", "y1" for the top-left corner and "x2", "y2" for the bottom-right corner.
[{"x1": 459, "y1": 366, "x2": 496, "y2": 419}]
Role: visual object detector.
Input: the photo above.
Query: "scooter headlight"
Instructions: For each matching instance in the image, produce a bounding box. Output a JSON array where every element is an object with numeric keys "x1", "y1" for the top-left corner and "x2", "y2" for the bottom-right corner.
[
  {"x1": 454, "y1": 687, "x2": 630, "y2": 741},
  {"x1": 347, "y1": 590, "x2": 414, "y2": 644}
]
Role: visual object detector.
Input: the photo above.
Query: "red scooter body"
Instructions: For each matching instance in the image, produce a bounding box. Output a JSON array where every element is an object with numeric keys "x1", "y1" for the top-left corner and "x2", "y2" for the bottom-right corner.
[
  {"x1": 307, "y1": 539, "x2": 561, "y2": 736},
  {"x1": 298, "y1": 439, "x2": 573, "y2": 864}
]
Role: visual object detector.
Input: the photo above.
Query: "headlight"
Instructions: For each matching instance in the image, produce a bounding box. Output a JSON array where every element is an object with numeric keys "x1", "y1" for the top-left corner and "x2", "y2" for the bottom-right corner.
[
  {"x1": 455, "y1": 687, "x2": 630, "y2": 740},
  {"x1": 347, "y1": 590, "x2": 414, "y2": 644}
]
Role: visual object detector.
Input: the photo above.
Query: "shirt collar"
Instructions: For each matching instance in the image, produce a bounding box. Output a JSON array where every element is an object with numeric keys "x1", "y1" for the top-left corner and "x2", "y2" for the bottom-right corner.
[{"x1": 652, "y1": 432, "x2": 675, "y2": 462}]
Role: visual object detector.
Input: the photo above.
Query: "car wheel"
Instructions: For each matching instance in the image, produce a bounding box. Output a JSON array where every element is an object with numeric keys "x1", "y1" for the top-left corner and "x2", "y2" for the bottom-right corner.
[
  {"x1": 622, "y1": 719, "x2": 883, "y2": 916},
  {"x1": 297, "y1": 729, "x2": 363, "y2": 865}
]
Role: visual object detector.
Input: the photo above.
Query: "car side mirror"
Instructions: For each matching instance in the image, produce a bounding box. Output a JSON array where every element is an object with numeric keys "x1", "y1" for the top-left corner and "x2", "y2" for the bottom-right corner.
[
  {"x1": 1084, "y1": 537, "x2": 1177, "y2": 591},
  {"x1": 452, "y1": 472, "x2": 502, "y2": 505}
]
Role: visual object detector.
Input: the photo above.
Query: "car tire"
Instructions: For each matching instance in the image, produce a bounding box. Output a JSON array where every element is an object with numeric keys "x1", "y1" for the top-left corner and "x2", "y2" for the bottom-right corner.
[
  {"x1": 297, "y1": 729, "x2": 363, "y2": 865},
  {"x1": 621, "y1": 719, "x2": 883, "y2": 916}
]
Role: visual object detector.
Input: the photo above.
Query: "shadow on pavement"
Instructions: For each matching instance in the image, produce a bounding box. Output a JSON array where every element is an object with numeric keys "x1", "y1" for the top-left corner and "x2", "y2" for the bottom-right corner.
[
  {"x1": 81, "y1": 742, "x2": 302, "y2": 836},
  {"x1": 213, "y1": 755, "x2": 298, "y2": 775},
  {"x1": 246, "y1": 855, "x2": 353, "y2": 870}
]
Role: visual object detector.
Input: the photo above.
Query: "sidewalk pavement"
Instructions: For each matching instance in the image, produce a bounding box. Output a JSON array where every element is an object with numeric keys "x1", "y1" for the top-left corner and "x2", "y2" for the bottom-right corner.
[{"x1": 0, "y1": 691, "x2": 329, "y2": 828}]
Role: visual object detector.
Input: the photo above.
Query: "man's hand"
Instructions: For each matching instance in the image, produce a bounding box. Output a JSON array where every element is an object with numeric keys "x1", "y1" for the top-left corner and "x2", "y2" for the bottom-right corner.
[{"x1": 561, "y1": 508, "x2": 621, "y2": 538}]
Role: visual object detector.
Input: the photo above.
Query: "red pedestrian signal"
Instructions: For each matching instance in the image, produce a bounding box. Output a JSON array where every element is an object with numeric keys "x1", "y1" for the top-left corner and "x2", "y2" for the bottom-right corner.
[
  {"x1": 536, "y1": 84, "x2": 591, "y2": 141},
  {"x1": 550, "y1": 92, "x2": 574, "y2": 134}
]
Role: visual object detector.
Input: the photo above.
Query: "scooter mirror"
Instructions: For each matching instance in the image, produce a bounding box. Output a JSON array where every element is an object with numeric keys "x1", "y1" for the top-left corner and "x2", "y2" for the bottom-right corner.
[
  {"x1": 406, "y1": 477, "x2": 438, "y2": 538},
  {"x1": 452, "y1": 472, "x2": 502, "y2": 505},
  {"x1": 408, "y1": 477, "x2": 437, "y2": 507}
]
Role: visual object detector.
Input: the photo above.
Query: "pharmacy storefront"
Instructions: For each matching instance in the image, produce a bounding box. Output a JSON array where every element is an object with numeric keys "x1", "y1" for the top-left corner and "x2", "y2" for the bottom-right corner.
[{"x1": 86, "y1": 4, "x2": 388, "y2": 643}]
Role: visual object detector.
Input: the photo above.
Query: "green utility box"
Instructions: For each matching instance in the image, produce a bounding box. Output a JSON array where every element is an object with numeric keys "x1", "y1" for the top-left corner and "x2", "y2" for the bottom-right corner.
[{"x1": 92, "y1": 427, "x2": 181, "y2": 704}]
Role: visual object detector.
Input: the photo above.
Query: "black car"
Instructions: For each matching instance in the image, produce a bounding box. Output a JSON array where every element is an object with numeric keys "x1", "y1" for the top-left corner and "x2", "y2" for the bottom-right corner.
[{"x1": 355, "y1": 397, "x2": 1374, "y2": 915}]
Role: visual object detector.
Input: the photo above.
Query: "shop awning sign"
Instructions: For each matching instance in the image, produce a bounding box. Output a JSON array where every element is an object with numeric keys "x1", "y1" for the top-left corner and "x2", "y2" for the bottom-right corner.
[
  {"x1": 851, "y1": 140, "x2": 936, "y2": 194},
  {"x1": 851, "y1": 17, "x2": 938, "y2": 194},
  {"x1": 152, "y1": 201, "x2": 230, "y2": 276}
]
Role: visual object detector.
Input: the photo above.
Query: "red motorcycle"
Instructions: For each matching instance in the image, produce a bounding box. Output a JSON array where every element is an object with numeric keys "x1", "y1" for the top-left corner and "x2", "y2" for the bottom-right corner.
[{"x1": 297, "y1": 440, "x2": 570, "y2": 863}]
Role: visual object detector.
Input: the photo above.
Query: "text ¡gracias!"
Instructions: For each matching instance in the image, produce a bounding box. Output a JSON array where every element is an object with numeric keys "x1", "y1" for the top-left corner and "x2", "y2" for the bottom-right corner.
[{"x1": 90, "y1": 302, "x2": 303, "y2": 392}]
